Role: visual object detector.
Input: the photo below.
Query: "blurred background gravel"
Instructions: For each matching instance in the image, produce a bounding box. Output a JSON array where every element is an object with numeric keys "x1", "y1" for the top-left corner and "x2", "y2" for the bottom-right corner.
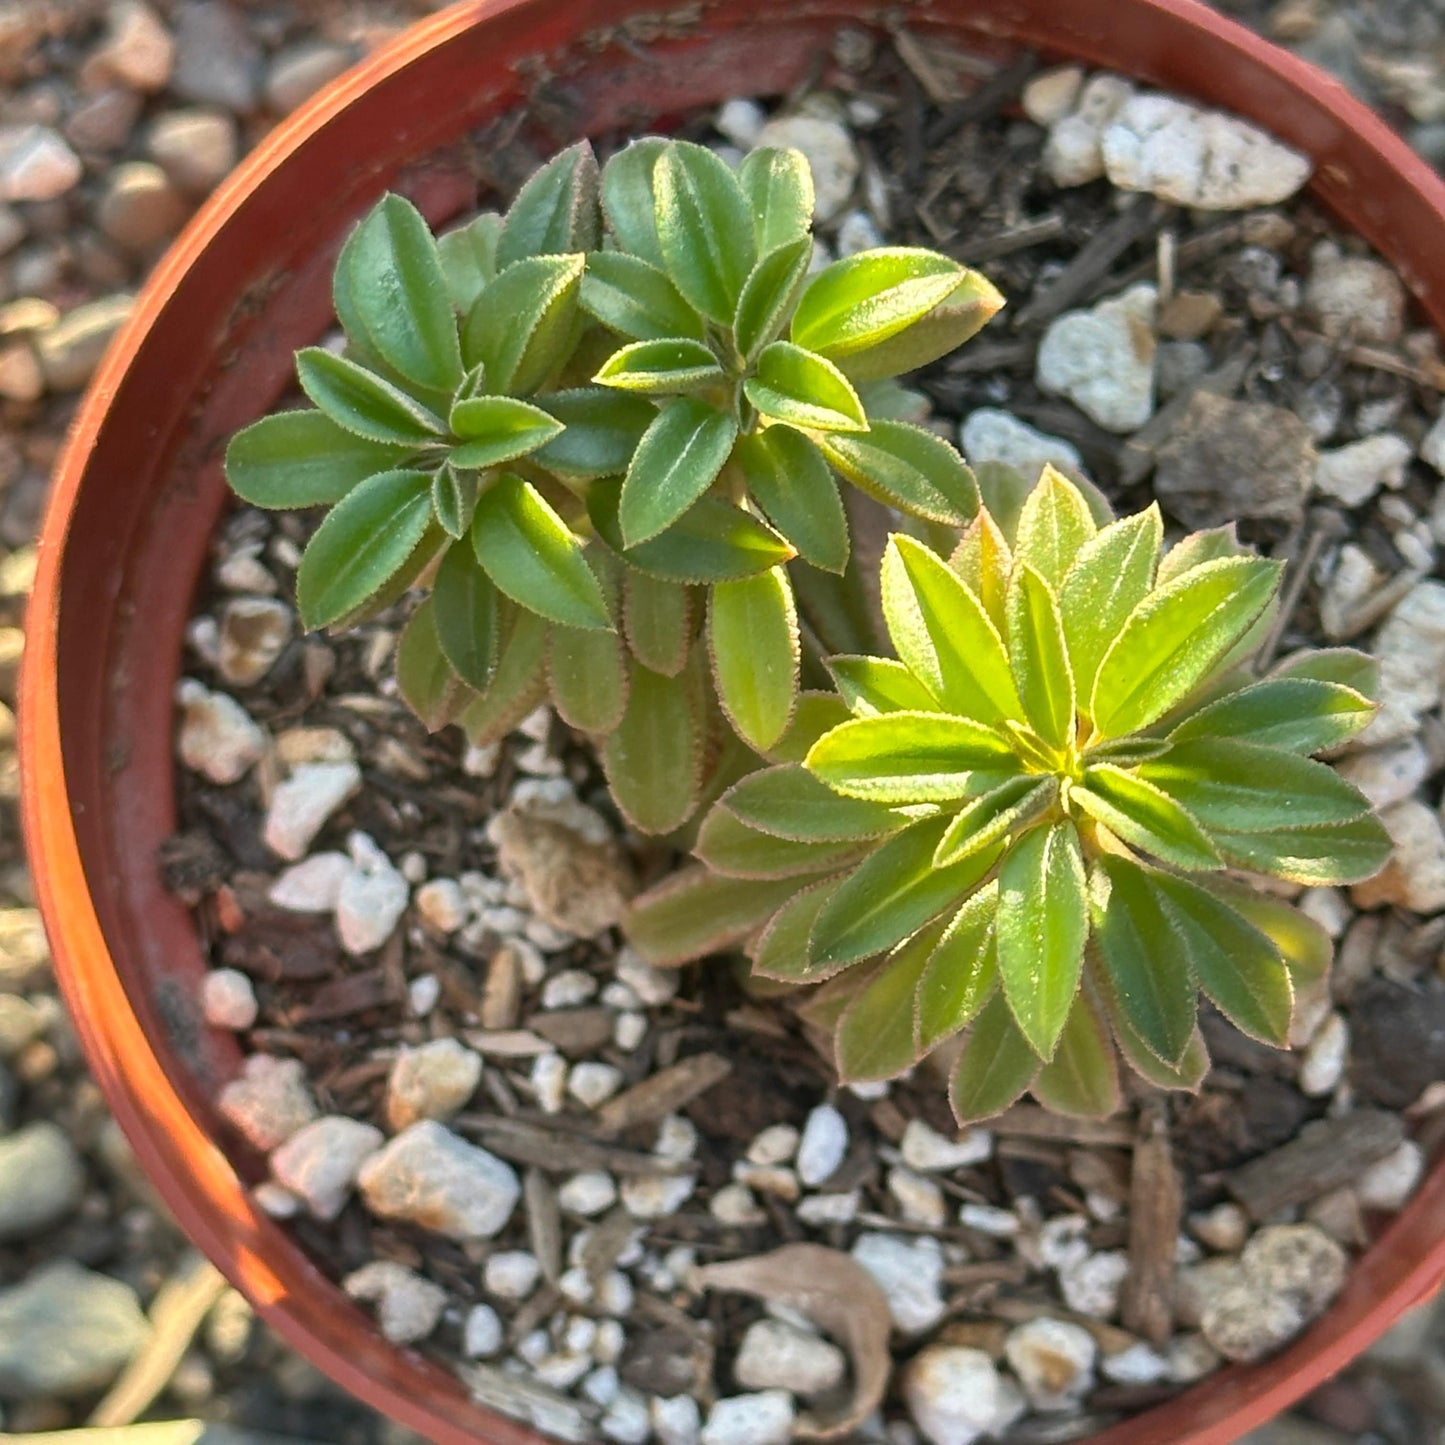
[{"x1": 0, "y1": 1, "x2": 1441, "y2": 1441}]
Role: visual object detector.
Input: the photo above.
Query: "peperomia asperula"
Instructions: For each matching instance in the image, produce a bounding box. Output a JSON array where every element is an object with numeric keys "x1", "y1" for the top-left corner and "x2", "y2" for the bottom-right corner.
[
  {"x1": 626, "y1": 467, "x2": 1392, "y2": 1123},
  {"x1": 224, "y1": 136, "x2": 1002, "y2": 834}
]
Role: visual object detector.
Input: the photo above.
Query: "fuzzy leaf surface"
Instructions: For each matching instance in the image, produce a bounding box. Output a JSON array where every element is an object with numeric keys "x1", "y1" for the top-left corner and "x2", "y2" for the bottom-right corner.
[
  {"x1": 604, "y1": 658, "x2": 703, "y2": 834},
  {"x1": 295, "y1": 349, "x2": 446, "y2": 445},
  {"x1": 916, "y1": 883, "x2": 999, "y2": 1051},
  {"x1": 1007, "y1": 564, "x2": 1074, "y2": 751},
  {"x1": 1168, "y1": 677, "x2": 1375, "y2": 754},
  {"x1": 735, "y1": 236, "x2": 813, "y2": 362},
  {"x1": 623, "y1": 569, "x2": 694, "y2": 676},
  {"x1": 437, "y1": 212, "x2": 501, "y2": 311},
  {"x1": 722, "y1": 763, "x2": 911, "y2": 843},
  {"x1": 431, "y1": 541, "x2": 501, "y2": 691},
  {"x1": 462, "y1": 253, "x2": 584, "y2": 394},
  {"x1": 496, "y1": 140, "x2": 600, "y2": 268},
  {"x1": 395, "y1": 598, "x2": 470, "y2": 730},
  {"x1": 709, "y1": 564, "x2": 800, "y2": 751},
  {"x1": 934, "y1": 776, "x2": 1057, "y2": 868},
  {"x1": 626, "y1": 865, "x2": 799, "y2": 966},
  {"x1": 457, "y1": 605, "x2": 548, "y2": 746},
  {"x1": 581, "y1": 251, "x2": 703, "y2": 340},
  {"x1": 619, "y1": 397, "x2": 738, "y2": 547},
  {"x1": 835, "y1": 927, "x2": 943, "y2": 1082},
  {"x1": 949, "y1": 991, "x2": 1040, "y2": 1125},
  {"x1": 531, "y1": 387, "x2": 653, "y2": 480},
  {"x1": 448, "y1": 395, "x2": 563, "y2": 469},
  {"x1": 548, "y1": 623, "x2": 627, "y2": 734},
  {"x1": 820, "y1": 421, "x2": 978, "y2": 524},
  {"x1": 744, "y1": 342, "x2": 868, "y2": 433},
  {"x1": 1013, "y1": 466, "x2": 1098, "y2": 589},
  {"x1": 225, "y1": 410, "x2": 408, "y2": 509},
  {"x1": 694, "y1": 807, "x2": 864, "y2": 880},
  {"x1": 1032, "y1": 992, "x2": 1120, "y2": 1118},
  {"x1": 594, "y1": 337, "x2": 725, "y2": 395},
  {"x1": 828, "y1": 655, "x2": 938, "y2": 716},
  {"x1": 1074, "y1": 764, "x2": 1221, "y2": 871},
  {"x1": 738, "y1": 146, "x2": 814, "y2": 254},
  {"x1": 1209, "y1": 813, "x2": 1393, "y2": 886},
  {"x1": 735, "y1": 427, "x2": 849, "y2": 573},
  {"x1": 654, "y1": 140, "x2": 756, "y2": 323},
  {"x1": 751, "y1": 878, "x2": 848, "y2": 984}
]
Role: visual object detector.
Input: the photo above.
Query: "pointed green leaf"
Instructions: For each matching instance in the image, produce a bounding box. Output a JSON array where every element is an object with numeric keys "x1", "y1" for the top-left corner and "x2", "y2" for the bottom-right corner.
[
  {"x1": 623, "y1": 569, "x2": 694, "y2": 676},
  {"x1": 996, "y1": 821, "x2": 1088, "y2": 1059},
  {"x1": 457, "y1": 604, "x2": 549, "y2": 746},
  {"x1": 437, "y1": 212, "x2": 502, "y2": 312},
  {"x1": 581, "y1": 251, "x2": 704, "y2": 340},
  {"x1": 1169, "y1": 677, "x2": 1375, "y2": 754},
  {"x1": 472, "y1": 473, "x2": 610, "y2": 630},
  {"x1": 296, "y1": 468, "x2": 433, "y2": 628},
  {"x1": 828, "y1": 655, "x2": 938, "y2": 716},
  {"x1": 745, "y1": 341, "x2": 867, "y2": 433},
  {"x1": 589, "y1": 480, "x2": 794, "y2": 583},
  {"x1": 806, "y1": 711, "x2": 1018, "y2": 803},
  {"x1": 1059, "y1": 505, "x2": 1162, "y2": 707},
  {"x1": 1032, "y1": 991, "x2": 1121, "y2": 1118},
  {"x1": 448, "y1": 395, "x2": 564, "y2": 469},
  {"x1": 694, "y1": 806, "x2": 864, "y2": 880},
  {"x1": 603, "y1": 656, "x2": 703, "y2": 834},
  {"x1": 1139, "y1": 737, "x2": 1376, "y2": 833},
  {"x1": 347, "y1": 194, "x2": 463, "y2": 392},
  {"x1": 654, "y1": 139, "x2": 756, "y2": 323},
  {"x1": 531, "y1": 387, "x2": 653, "y2": 480},
  {"x1": 1075, "y1": 764, "x2": 1222, "y2": 871},
  {"x1": 395, "y1": 597, "x2": 471, "y2": 730},
  {"x1": 1155, "y1": 522, "x2": 1244, "y2": 586},
  {"x1": 496, "y1": 139, "x2": 600, "y2": 268},
  {"x1": 1149, "y1": 872, "x2": 1293, "y2": 1045},
  {"x1": 462, "y1": 253, "x2": 585, "y2": 394},
  {"x1": 750, "y1": 876, "x2": 849, "y2": 983},
  {"x1": 792, "y1": 248, "x2": 968, "y2": 359},
  {"x1": 431, "y1": 465, "x2": 477, "y2": 539},
  {"x1": 594, "y1": 337, "x2": 724, "y2": 395},
  {"x1": 835, "y1": 926, "x2": 945, "y2": 1082},
  {"x1": 1007, "y1": 564, "x2": 1074, "y2": 751},
  {"x1": 951, "y1": 508, "x2": 1013, "y2": 631},
  {"x1": 296, "y1": 348, "x2": 446, "y2": 445},
  {"x1": 1090, "y1": 856, "x2": 1197, "y2": 1064},
  {"x1": 1206, "y1": 880, "x2": 1332, "y2": 989},
  {"x1": 709, "y1": 565, "x2": 799, "y2": 751},
  {"x1": 225, "y1": 410, "x2": 410, "y2": 510},
  {"x1": 917, "y1": 883, "x2": 999, "y2": 1051},
  {"x1": 738, "y1": 146, "x2": 814, "y2": 255},
  {"x1": 820, "y1": 420, "x2": 979, "y2": 525},
  {"x1": 1271, "y1": 646, "x2": 1379, "y2": 698},
  {"x1": 723, "y1": 763, "x2": 912, "y2": 843},
  {"x1": 949, "y1": 991, "x2": 1041, "y2": 1125},
  {"x1": 832, "y1": 270, "x2": 1006, "y2": 384},
  {"x1": 763, "y1": 691, "x2": 853, "y2": 764},
  {"x1": 810, "y1": 815, "x2": 1006, "y2": 968},
  {"x1": 1091, "y1": 556, "x2": 1283, "y2": 738},
  {"x1": 601, "y1": 137, "x2": 667, "y2": 267},
  {"x1": 431, "y1": 540, "x2": 501, "y2": 691},
  {"x1": 735, "y1": 427, "x2": 849, "y2": 573},
  {"x1": 934, "y1": 776, "x2": 1057, "y2": 868},
  {"x1": 734, "y1": 236, "x2": 812, "y2": 362},
  {"x1": 1013, "y1": 465, "x2": 1097, "y2": 588},
  {"x1": 548, "y1": 622, "x2": 628, "y2": 734},
  {"x1": 619, "y1": 397, "x2": 738, "y2": 547},
  {"x1": 1111, "y1": 1004, "x2": 1209, "y2": 1092},
  {"x1": 625, "y1": 864, "x2": 799, "y2": 966},
  {"x1": 881, "y1": 535, "x2": 1021, "y2": 724},
  {"x1": 1210, "y1": 813, "x2": 1393, "y2": 886}
]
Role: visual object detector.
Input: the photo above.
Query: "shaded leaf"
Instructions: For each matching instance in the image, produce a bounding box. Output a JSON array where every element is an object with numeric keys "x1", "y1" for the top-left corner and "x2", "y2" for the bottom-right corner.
[
  {"x1": 225, "y1": 410, "x2": 409, "y2": 509},
  {"x1": 619, "y1": 397, "x2": 738, "y2": 547},
  {"x1": 723, "y1": 763, "x2": 911, "y2": 842},
  {"x1": 448, "y1": 395, "x2": 563, "y2": 469},
  {"x1": 916, "y1": 882, "x2": 999, "y2": 1051},
  {"x1": 1272, "y1": 646, "x2": 1379, "y2": 698},
  {"x1": 949, "y1": 990, "x2": 1041, "y2": 1125},
  {"x1": 457, "y1": 604, "x2": 549, "y2": 746},
  {"x1": 496, "y1": 139, "x2": 600, "y2": 268},
  {"x1": 735, "y1": 236, "x2": 813, "y2": 362},
  {"x1": 462, "y1": 253, "x2": 585, "y2": 394},
  {"x1": 548, "y1": 622, "x2": 628, "y2": 734},
  {"x1": 1112, "y1": 1008, "x2": 1209, "y2": 1092},
  {"x1": 431, "y1": 464, "x2": 477, "y2": 539},
  {"x1": 395, "y1": 597, "x2": 471, "y2": 730},
  {"x1": 709, "y1": 564, "x2": 800, "y2": 751},
  {"x1": 820, "y1": 420, "x2": 978, "y2": 525},
  {"x1": 531, "y1": 387, "x2": 654, "y2": 480},
  {"x1": 750, "y1": 875, "x2": 850, "y2": 985},
  {"x1": 437, "y1": 212, "x2": 501, "y2": 311},
  {"x1": 431, "y1": 540, "x2": 501, "y2": 690},
  {"x1": 1210, "y1": 813, "x2": 1393, "y2": 886},
  {"x1": 695, "y1": 807, "x2": 864, "y2": 880},
  {"x1": 296, "y1": 348, "x2": 446, "y2": 445},
  {"x1": 1032, "y1": 990, "x2": 1121, "y2": 1118},
  {"x1": 625, "y1": 864, "x2": 800, "y2": 966},
  {"x1": 1154, "y1": 522, "x2": 1244, "y2": 586},
  {"x1": 582, "y1": 251, "x2": 704, "y2": 340},
  {"x1": 836, "y1": 925, "x2": 944, "y2": 1082},
  {"x1": 736, "y1": 427, "x2": 849, "y2": 573},
  {"x1": 764, "y1": 691, "x2": 853, "y2": 765},
  {"x1": 623, "y1": 569, "x2": 694, "y2": 676},
  {"x1": 603, "y1": 656, "x2": 703, "y2": 834}
]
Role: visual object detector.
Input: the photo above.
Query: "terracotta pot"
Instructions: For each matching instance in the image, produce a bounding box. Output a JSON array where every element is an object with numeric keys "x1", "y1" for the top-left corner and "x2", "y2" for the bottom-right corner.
[{"x1": 19, "y1": 0, "x2": 1445, "y2": 1441}]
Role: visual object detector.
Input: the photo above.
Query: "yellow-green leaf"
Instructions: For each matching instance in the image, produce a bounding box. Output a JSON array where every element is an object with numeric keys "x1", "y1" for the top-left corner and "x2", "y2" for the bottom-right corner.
[{"x1": 709, "y1": 565, "x2": 800, "y2": 752}]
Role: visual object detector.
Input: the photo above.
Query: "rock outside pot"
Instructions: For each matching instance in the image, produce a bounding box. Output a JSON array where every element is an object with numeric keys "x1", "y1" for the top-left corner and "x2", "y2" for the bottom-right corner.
[{"x1": 18, "y1": 0, "x2": 1445, "y2": 1441}]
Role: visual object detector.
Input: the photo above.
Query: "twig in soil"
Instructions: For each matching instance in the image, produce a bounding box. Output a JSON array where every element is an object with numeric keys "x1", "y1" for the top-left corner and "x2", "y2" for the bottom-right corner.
[
  {"x1": 939, "y1": 337, "x2": 1037, "y2": 376},
  {"x1": 86, "y1": 1253, "x2": 228, "y2": 1428},
  {"x1": 1011, "y1": 196, "x2": 1172, "y2": 331},
  {"x1": 459, "y1": 1116, "x2": 695, "y2": 1176},
  {"x1": 1226, "y1": 1109, "x2": 1406, "y2": 1221},
  {"x1": 961, "y1": 213, "x2": 1067, "y2": 264},
  {"x1": 593, "y1": 1052, "x2": 732, "y2": 1136},
  {"x1": 991, "y1": 1105, "x2": 1136, "y2": 1147},
  {"x1": 1252, "y1": 507, "x2": 1348, "y2": 673},
  {"x1": 525, "y1": 1167, "x2": 564, "y2": 1286},
  {"x1": 1121, "y1": 1101, "x2": 1182, "y2": 1349},
  {"x1": 924, "y1": 50, "x2": 1041, "y2": 147},
  {"x1": 1327, "y1": 565, "x2": 1429, "y2": 642}
]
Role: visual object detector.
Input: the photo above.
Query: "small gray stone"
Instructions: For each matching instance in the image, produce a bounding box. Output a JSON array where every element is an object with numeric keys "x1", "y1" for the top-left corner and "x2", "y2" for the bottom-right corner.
[
  {"x1": 959, "y1": 407, "x2": 1083, "y2": 482},
  {"x1": 64, "y1": 88, "x2": 145, "y2": 153},
  {"x1": 796, "y1": 1101, "x2": 849, "y2": 1186},
  {"x1": 263, "y1": 761, "x2": 361, "y2": 860},
  {"x1": 171, "y1": 2, "x2": 263, "y2": 111},
  {"x1": 268, "y1": 851, "x2": 350, "y2": 912},
  {"x1": 358, "y1": 1120, "x2": 520, "y2": 1239},
  {"x1": 1201, "y1": 1278, "x2": 1306, "y2": 1363},
  {"x1": 1422, "y1": 409, "x2": 1445, "y2": 478},
  {"x1": 715, "y1": 97, "x2": 767, "y2": 148},
  {"x1": 265, "y1": 43, "x2": 354, "y2": 114},
  {"x1": 0, "y1": 126, "x2": 82, "y2": 202},
  {"x1": 734, "y1": 1319, "x2": 846, "y2": 1397},
  {"x1": 343, "y1": 1260, "x2": 445, "y2": 1344},
  {"x1": 200, "y1": 967, "x2": 258, "y2": 1029},
  {"x1": 464, "y1": 1302, "x2": 505, "y2": 1358},
  {"x1": 385, "y1": 1037, "x2": 483, "y2": 1131},
  {"x1": 336, "y1": 834, "x2": 409, "y2": 956},
  {"x1": 1155, "y1": 392, "x2": 1315, "y2": 530},
  {"x1": 1355, "y1": 798, "x2": 1445, "y2": 913},
  {"x1": 900, "y1": 1118, "x2": 992, "y2": 1172},
  {"x1": 1241, "y1": 1224, "x2": 1347, "y2": 1318},
  {"x1": 1004, "y1": 1316, "x2": 1097, "y2": 1411},
  {"x1": 217, "y1": 595, "x2": 291, "y2": 685},
  {"x1": 0, "y1": 1261, "x2": 149, "y2": 1398},
  {"x1": 653, "y1": 1394, "x2": 702, "y2": 1445},
  {"x1": 1022, "y1": 65, "x2": 1085, "y2": 127},
  {"x1": 271, "y1": 1115, "x2": 383, "y2": 1220},
  {"x1": 86, "y1": 0, "x2": 174, "y2": 92},
  {"x1": 0, "y1": 909, "x2": 49, "y2": 991},
  {"x1": 701, "y1": 1391, "x2": 794, "y2": 1445},
  {"x1": 1314, "y1": 433, "x2": 1413, "y2": 507},
  {"x1": 175, "y1": 678, "x2": 264, "y2": 784},
  {"x1": 1036, "y1": 283, "x2": 1157, "y2": 433},
  {"x1": 147, "y1": 108, "x2": 238, "y2": 193},
  {"x1": 0, "y1": 204, "x2": 23, "y2": 256},
  {"x1": 754, "y1": 115, "x2": 858, "y2": 221},
  {"x1": 34, "y1": 294, "x2": 136, "y2": 391},
  {"x1": 1306, "y1": 244, "x2": 1405, "y2": 345},
  {"x1": 851, "y1": 1231, "x2": 945, "y2": 1334},
  {"x1": 904, "y1": 1345, "x2": 1027, "y2": 1445},
  {"x1": 1041, "y1": 73, "x2": 1133, "y2": 187},
  {"x1": 217, "y1": 1054, "x2": 317, "y2": 1152},
  {"x1": 0, "y1": 1121, "x2": 85, "y2": 1240}
]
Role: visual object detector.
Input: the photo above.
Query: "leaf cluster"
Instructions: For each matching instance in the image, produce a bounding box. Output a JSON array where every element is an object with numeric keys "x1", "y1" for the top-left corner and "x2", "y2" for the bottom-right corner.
[
  {"x1": 627, "y1": 467, "x2": 1392, "y2": 1123},
  {"x1": 224, "y1": 134, "x2": 1004, "y2": 832}
]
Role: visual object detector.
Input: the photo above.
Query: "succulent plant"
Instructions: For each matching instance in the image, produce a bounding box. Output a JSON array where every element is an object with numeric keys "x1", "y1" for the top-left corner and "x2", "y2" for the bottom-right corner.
[
  {"x1": 224, "y1": 135, "x2": 1002, "y2": 834},
  {"x1": 627, "y1": 467, "x2": 1392, "y2": 1123}
]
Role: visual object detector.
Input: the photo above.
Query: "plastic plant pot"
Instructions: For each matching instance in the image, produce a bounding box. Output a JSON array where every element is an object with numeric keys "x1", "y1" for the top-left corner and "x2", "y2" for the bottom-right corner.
[{"x1": 18, "y1": 1, "x2": 1445, "y2": 1442}]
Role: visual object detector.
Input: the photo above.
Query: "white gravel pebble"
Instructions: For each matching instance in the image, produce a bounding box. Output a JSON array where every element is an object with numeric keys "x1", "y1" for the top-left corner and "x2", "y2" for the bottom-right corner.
[
  {"x1": 217, "y1": 1054, "x2": 317, "y2": 1152},
  {"x1": 267, "y1": 852, "x2": 350, "y2": 912},
  {"x1": 796, "y1": 1102, "x2": 849, "y2": 1186},
  {"x1": 888, "y1": 1166, "x2": 947, "y2": 1227},
  {"x1": 1004, "y1": 1317, "x2": 1097, "y2": 1410},
  {"x1": 175, "y1": 679, "x2": 264, "y2": 783},
  {"x1": 385, "y1": 1038, "x2": 483, "y2": 1131},
  {"x1": 270, "y1": 1115, "x2": 383, "y2": 1221},
  {"x1": 415, "y1": 878, "x2": 468, "y2": 933},
  {"x1": 1058, "y1": 1251, "x2": 1130, "y2": 1320},
  {"x1": 1190, "y1": 1202, "x2": 1249, "y2": 1254},
  {"x1": 1315, "y1": 433, "x2": 1413, "y2": 506},
  {"x1": 746, "y1": 1124, "x2": 799, "y2": 1167},
  {"x1": 1355, "y1": 800, "x2": 1445, "y2": 912},
  {"x1": 343, "y1": 1261, "x2": 445, "y2": 1345},
  {"x1": 336, "y1": 833, "x2": 409, "y2": 955},
  {"x1": 1037, "y1": 283, "x2": 1157, "y2": 432},
  {"x1": 531, "y1": 1052, "x2": 568, "y2": 1114},
  {"x1": 710, "y1": 1183, "x2": 766, "y2": 1225},
  {"x1": 484, "y1": 1250, "x2": 540, "y2": 1300},
  {"x1": 358, "y1": 1121, "x2": 520, "y2": 1240},
  {"x1": 263, "y1": 761, "x2": 361, "y2": 860},
  {"x1": 1102, "y1": 92, "x2": 1311, "y2": 208},
  {"x1": 408, "y1": 974, "x2": 441, "y2": 1017},
  {"x1": 621, "y1": 1172, "x2": 696, "y2": 1219},
  {"x1": 200, "y1": 968, "x2": 257, "y2": 1029},
  {"x1": 462, "y1": 1303, "x2": 504, "y2": 1358},
  {"x1": 216, "y1": 596, "x2": 291, "y2": 685},
  {"x1": 733, "y1": 1162, "x2": 799, "y2": 1201},
  {"x1": 735, "y1": 1319, "x2": 846, "y2": 1397},
  {"x1": 1041, "y1": 73, "x2": 1133, "y2": 186},
  {"x1": 851, "y1": 1232, "x2": 946, "y2": 1334},
  {"x1": 715, "y1": 97, "x2": 767, "y2": 148},
  {"x1": 797, "y1": 1190, "x2": 860, "y2": 1226},
  {"x1": 0, "y1": 125, "x2": 83, "y2": 201},
  {"x1": 900, "y1": 1119, "x2": 993, "y2": 1172},
  {"x1": 1102, "y1": 1343, "x2": 1171, "y2": 1385},
  {"x1": 542, "y1": 968, "x2": 599, "y2": 1009},
  {"x1": 958, "y1": 1203, "x2": 1020, "y2": 1236},
  {"x1": 959, "y1": 408, "x2": 1083, "y2": 483},
  {"x1": 1358, "y1": 1140, "x2": 1426, "y2": 1212},
  {"x1": 568, "y1": 1061, "x2": 624, "y2": 1108},
  {"x1": 602, "y1": 1387, "x2": 652, "y2": 1444},
  {"x1": 614, "y1": 1012, "x2": 647, "y2": 1051},
  {"x1": 1306, "y1": 243, "x2": 1406, "y2": 344},
  {"x1": 559, "y1": 1171, "x2": 618, "y2": 1216},
  {"x1": 903, "y1": 1345, "x2": 1027, "y2": 1445},
  {"x1": 1336, "y1": 739, "x2": 1431, "y2": 813},
  {"x1": 615, "y1": 949, "x2": 679, "y2": 1005},
  {"x1": 252, "y1": 1181, "x2": 300, "y2": 1218},
  {"x1": 701, "y1": 1391, "x2": 795, "y2": 1445},
  {"x1": 1022, "y1": 65, "x2": 1084, "y2": 126},
  {"x1": 1299, "y1": 1012, "x2": 1349, "y2": 1096},
  {"x1": 652, "y1": 1394, "x2": 702, "y2": 1445}
]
